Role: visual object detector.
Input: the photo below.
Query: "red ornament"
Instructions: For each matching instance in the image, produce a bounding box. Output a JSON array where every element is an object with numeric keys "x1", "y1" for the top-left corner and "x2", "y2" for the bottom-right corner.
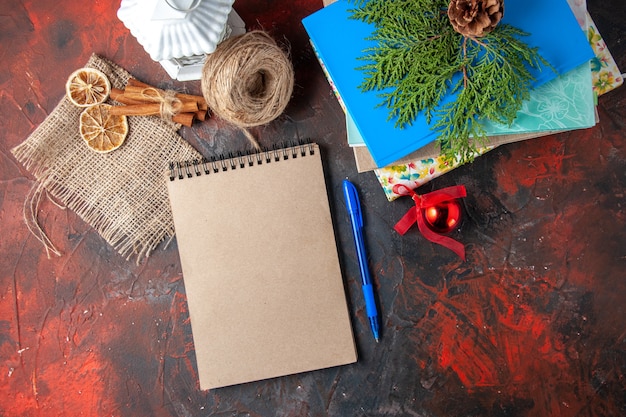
[
  {"x1": 423, "y1": 199, "x2": 462, "y2": 234},
  {"x1": 391, "y1": 184, "x2": 467, "y2": 260}
]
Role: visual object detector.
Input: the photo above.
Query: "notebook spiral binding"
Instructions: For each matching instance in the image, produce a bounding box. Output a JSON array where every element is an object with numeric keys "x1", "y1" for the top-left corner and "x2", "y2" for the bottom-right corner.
[{"x1": 169, "y1": 141, "x2": 316, "y2": 181}]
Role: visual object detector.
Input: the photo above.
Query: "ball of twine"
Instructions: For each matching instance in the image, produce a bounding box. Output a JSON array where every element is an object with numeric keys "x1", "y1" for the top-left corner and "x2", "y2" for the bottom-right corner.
[{"x1": 201, "y1": 30, "x2": 295, "y2": 148}]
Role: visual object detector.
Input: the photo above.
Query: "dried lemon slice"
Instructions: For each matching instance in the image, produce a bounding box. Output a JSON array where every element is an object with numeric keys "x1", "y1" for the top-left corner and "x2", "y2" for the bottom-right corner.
[
  {"x1": 66, "y1": 67, "x2": 111, "y2": 107},
  {"x1": 79, "y1": 104, "x2": 128, "y2": 153}
]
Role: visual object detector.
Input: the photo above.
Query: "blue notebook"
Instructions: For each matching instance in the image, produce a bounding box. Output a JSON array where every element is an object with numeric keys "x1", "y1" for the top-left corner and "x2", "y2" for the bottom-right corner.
[{"x1": 302, "y1": 0, "x2": 595, "y2": 167}]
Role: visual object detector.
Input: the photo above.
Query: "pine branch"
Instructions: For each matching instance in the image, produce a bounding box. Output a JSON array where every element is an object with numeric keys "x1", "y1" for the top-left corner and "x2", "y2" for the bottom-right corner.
[{"x1": 348, "y1": 0, "x2": 550, "y2": 165}]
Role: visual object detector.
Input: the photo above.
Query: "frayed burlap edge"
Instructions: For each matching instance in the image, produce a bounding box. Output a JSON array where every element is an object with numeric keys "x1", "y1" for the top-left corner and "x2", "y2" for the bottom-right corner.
[{"x1": 11, "y1": 53, "x2": 202, "y2": 263}]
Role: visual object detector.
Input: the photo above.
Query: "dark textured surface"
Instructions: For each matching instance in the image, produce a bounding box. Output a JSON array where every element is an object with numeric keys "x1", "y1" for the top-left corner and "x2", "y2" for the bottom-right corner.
[{"x1": 1, "y1": 0, "x2": 625, "y2": 416}]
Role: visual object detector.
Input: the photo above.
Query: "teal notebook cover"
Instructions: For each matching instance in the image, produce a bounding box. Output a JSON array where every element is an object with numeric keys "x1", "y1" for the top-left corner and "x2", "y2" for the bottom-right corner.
[
  {"x1": 302, "y1": 0, "x2": 595, "y2": 167},
  {"x1": 346, "y1": 111, "x2": 361, "y2": 147}
]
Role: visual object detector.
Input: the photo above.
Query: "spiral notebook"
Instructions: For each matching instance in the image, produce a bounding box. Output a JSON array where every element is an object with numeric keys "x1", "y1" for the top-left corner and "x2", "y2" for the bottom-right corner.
[{"x1": 165, "y1": 142, "x2": 357, "y2": 390}]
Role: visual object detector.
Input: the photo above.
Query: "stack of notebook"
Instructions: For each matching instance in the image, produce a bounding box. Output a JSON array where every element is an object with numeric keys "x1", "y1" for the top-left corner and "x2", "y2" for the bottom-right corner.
[{"x1": 302, "y1": 0, "x2": 623, "y2": 201}]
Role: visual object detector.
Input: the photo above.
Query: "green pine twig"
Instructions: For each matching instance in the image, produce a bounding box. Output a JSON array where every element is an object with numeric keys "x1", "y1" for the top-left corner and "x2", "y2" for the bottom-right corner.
[{"x1": 349, "y1": 0, "x2": 550, "y2": 165}]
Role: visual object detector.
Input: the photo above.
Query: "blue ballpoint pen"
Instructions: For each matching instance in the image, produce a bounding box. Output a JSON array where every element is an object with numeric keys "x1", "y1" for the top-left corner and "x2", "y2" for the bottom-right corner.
[{"x1": 342, "y1": 179, "x2": 380, "y2": 343}]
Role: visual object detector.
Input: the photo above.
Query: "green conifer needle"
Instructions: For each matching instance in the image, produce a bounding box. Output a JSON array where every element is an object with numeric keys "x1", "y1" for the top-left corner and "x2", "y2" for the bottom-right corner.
[{"x1": 349, "y1": 0, "x2": 548, "y2": 165}]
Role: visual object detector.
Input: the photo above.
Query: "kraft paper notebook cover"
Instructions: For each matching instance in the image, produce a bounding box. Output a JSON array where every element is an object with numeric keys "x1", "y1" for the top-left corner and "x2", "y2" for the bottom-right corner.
[{"x1": 166, "y1": 142, "x2": 357, "y2": 390}]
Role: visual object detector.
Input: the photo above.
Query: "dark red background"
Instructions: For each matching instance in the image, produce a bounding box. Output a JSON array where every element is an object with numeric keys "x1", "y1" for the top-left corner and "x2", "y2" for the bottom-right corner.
[{"x1": 1, "y1": 0, "x2": 625, "y2": 416}]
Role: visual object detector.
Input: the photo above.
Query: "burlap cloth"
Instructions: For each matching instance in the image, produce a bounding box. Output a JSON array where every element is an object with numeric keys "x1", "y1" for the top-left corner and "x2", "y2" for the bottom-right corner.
[{"x1": 11, "y1": 54, "x2": 202, "y2": 262}]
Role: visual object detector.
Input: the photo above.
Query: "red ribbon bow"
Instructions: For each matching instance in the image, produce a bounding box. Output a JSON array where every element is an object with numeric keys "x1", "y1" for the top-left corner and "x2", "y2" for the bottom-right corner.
[{"x1": 392, "y1": 184, "x2": 467, "y2": 260}]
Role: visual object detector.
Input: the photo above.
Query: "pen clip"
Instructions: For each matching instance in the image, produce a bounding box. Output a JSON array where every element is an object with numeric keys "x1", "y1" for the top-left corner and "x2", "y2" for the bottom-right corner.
[{"x1": 342, "y1": 179, "x2": 363, "y2": 227}]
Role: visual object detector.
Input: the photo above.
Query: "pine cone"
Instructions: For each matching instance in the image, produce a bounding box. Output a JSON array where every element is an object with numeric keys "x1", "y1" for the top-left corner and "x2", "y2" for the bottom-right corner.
[{"x1": 447, "y1": 0, "x2": 504, "y2": 38}]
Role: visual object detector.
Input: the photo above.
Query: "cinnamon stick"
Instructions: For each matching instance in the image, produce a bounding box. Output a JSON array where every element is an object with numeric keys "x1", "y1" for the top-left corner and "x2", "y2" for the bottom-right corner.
[
  {"x1": 127, "y1": 78, "x2": 208, "y2": 111},
  {"x1": 172, "y1": 112, "x2": 196, "y2": 127},
  {"x1": 108, "y1": 103, "x2": 164, "y2": 116},
  {"x1": 110, "y1": 88, "x2": 143, "y2": 105},
  {"x1": 195, "y1": 109, "x2": 207, "y2": 121},
  {"x1": 108, "y1": 104, "x2": 195, "y2": 127},
  {"x1": 122, "y1": 86, "x2": 200, "y2": 113}
]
